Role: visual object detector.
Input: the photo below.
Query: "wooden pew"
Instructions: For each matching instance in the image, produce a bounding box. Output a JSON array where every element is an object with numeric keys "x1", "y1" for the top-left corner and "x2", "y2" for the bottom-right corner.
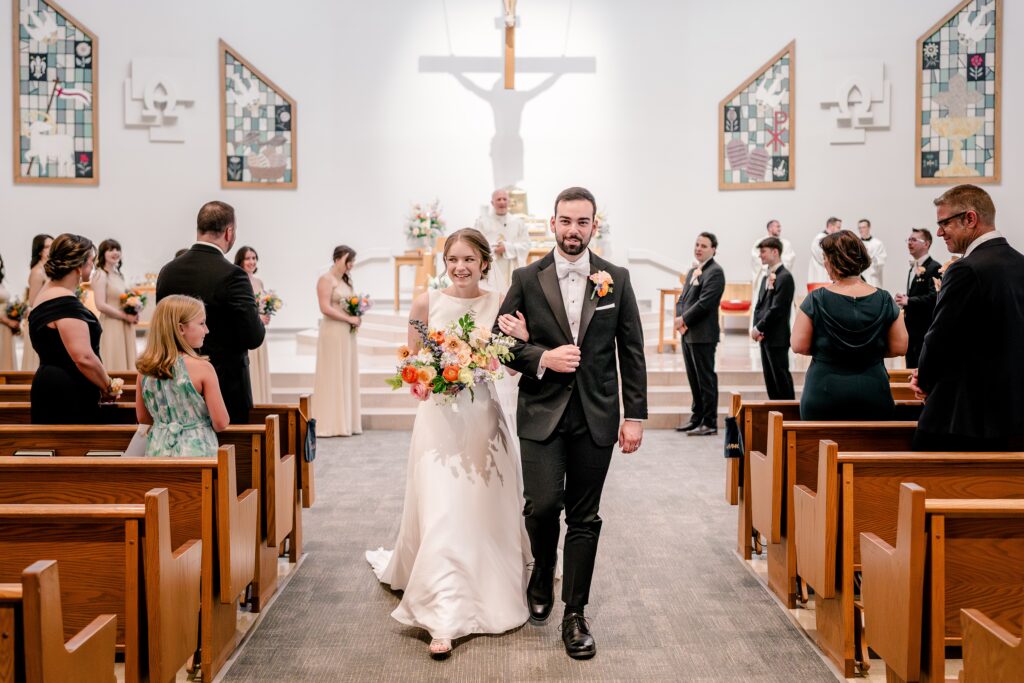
[
  {"x1": 748, "y1": 413, "x2": 918, "y2": 607},
  {"x1": 0, "y1": 384, "x2": 137, "y2": 404},
  {"x1": 0, "y1": 449, "x2": 259, "y2": 680},
  {"x1": 729, "y1": 393, "x2": 923, "y2": 560},
  {"x1": 0, "y1": 418, "x2": 294, "y2": 612},
  {"x1": 793, "y1": 443, "x2": 1024, "y2": 676},
  {"x1": 861, "y1": 484, "x2": 1024, "y2": 683},
  {"x1": 888, "y1": 368, "x2": 914, "y2": 384},
  {"x1": 0, "y1": 371, "x2": 136, "y2": 385},
  {"x1": 0, "y1": 489, "x2": 200, "y2": 683},
  {"x1": 961, "y1": 604, "x2": 1024, "y2": 682},
  {"x1": 0, "y1": 560, "x2": 117, "y2": 683}
]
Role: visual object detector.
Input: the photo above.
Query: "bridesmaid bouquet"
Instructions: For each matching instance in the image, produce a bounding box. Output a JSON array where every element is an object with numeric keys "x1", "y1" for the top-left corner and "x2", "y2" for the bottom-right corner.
[
  {"x1": 386, "y1": 312, "x2": 515, "y2": 404},
  {"x1": 120, "y1": 289, "x2": 148, "y2": 316},
  {"x1": 344, "y1": 294, "x2": 373, "y2": 334},
  {"x1": 5, "y1": 300, "x2": 27, "y2": 335},
  {"x1": 258, "y1": 291, "x2": 283, "y2": 317}
]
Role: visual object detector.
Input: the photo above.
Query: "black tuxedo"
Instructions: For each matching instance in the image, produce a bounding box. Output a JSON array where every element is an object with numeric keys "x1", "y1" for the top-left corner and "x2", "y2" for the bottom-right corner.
[
  {"x1": 915, "y1": 237, "x2": 1024, "y2": 451},
  {"x1": 753, "y1": 265, "x2": 795, "y2": 399},
  {"x1": 496, "y1": 249, "x2": 647, "y2": 608},
  {"x1": 156, "y1": 243, "x2": 265, "y2": 423},
  {"x1": 902, "y1": 255, "x2": 941, "y2": 368},
  {"x1": 675, "y1": 258, "x2": 725, "y2": 427}
]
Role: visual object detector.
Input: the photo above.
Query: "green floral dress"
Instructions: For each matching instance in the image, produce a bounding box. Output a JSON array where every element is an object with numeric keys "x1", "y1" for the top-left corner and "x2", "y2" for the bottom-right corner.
[{"x1": 142, "y1": 355, "x2": 219, "y2": 457}]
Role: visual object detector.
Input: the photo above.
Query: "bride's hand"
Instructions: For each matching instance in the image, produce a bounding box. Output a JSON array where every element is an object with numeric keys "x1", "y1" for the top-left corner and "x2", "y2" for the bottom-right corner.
[{"x1": 498, "y1": 311, "x2": 528, "y2": 341}]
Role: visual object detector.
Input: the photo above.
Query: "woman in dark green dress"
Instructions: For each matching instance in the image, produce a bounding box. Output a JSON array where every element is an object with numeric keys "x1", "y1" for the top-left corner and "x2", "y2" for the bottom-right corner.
[{"x1": 792, "y1": 230, "x2": 908, "y2": 420}]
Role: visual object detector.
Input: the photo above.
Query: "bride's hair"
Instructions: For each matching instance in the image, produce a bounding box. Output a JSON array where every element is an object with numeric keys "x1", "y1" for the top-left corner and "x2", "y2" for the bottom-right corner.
[{"x1": 443, "y1": 228, "x2": 492, "y2": 277}]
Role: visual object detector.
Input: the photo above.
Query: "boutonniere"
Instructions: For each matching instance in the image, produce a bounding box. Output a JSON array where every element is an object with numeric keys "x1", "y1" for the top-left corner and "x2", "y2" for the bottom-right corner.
[
  {"x1": 767, "y1": 272, "x2": 777, "y2": 290},
  {"x1": 690, "y1": 264, "x2": 703, "y2": 286},
  {"x1": 589, "y1": 270, "x2": 614, "y2": 300},
  {"x1": 938, "y1": 256, "x2": 959, "y2": 274},
  {"x1": 915, "y1": 266, "x2": 926, "y2": 276}
]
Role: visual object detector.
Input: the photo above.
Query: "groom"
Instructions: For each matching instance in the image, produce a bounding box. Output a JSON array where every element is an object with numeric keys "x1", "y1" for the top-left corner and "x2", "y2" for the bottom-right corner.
[{"x1": 495, "y1": 186, "x2": 648, "y2": 659}]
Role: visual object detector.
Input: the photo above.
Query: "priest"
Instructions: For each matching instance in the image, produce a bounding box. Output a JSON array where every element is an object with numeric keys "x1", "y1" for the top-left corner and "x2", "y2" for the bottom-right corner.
[{"x1": 474, "y1": 189, "x2": 531, "y2": 294}]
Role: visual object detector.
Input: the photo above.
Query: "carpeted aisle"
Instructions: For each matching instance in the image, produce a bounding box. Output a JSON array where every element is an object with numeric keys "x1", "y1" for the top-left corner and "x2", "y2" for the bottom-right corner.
[{"x1": 223, "y1": 431, "x2": 834, "y2": 682}]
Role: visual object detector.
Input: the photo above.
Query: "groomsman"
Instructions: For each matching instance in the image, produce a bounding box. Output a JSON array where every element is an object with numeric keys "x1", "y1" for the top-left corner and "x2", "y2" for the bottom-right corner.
[
  {"x1": 808, "y1": 217, "x2": 842, "y2": 286},
  {"x1": 675, "y1": 232, "x2": 725, "y2": 436},
  {"x1": 912, "y1": 185, "x2": 1024, "y2": 451},
  {"x1": 474, "y1": 188, "x2": 531, "y2": 294},
  {"x1": 894, "y1": 228, "x2": 941, "y2": 368},
  {"x1": 858, "y1": 218, "x2": 888, "y2": 287},
  {"x1": 750, "y1": 238, "x2": 795, "y2": 399},
  {"x1": 749, "y1": 219, "x2": 795, "y2": 301}
]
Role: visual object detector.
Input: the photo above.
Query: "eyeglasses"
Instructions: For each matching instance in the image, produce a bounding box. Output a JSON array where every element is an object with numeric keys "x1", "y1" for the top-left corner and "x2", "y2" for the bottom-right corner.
[
  {"x1": 936, "y1": 211, "x2": 969, "y2": 229},
  {"x1": 906, "y1": 237, "x2": 926, "y2": 243}
]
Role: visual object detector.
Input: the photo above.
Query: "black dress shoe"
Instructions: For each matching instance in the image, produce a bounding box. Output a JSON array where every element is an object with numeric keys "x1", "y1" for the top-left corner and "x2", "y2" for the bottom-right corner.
[
  {"x1": 561, "y1": 613, "x2": 596, "y2": 659},
  {"x1": 526, "y1": 566, "x2": 554, "y2": 623},
  {"x1": 686, "y1": 424, "x2": 718, "y2": 436},
  {"x1": 676, "y1": 420, "x2": 699, "y2": 432}
]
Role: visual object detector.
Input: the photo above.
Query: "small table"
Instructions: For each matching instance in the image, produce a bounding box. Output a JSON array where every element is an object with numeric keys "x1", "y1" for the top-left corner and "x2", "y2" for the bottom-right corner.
[
  {"x1": 393, "y1": 252, "x2": 425, "y2": 312},
  {"x1": 657, "y1": 288, "x2": 683, "y2": 353}
]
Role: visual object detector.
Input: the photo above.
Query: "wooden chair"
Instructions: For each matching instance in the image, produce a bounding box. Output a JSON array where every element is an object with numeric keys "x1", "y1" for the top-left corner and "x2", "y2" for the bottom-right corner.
[
  {"x1": 718, "y1": 281, "x2": 753, "y2": 329},
  {"x1": 0, "y1": 560, "x2": 117, "y2": 683},
  {"x1": 657, "y1": 285, "x2": 683, "y2": 353}
]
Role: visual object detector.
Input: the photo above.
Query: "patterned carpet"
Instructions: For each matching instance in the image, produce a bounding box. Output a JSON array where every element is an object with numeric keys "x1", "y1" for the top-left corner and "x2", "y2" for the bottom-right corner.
[{"x1": 223, "y1": 430, "x2": 835, "y2": 682}]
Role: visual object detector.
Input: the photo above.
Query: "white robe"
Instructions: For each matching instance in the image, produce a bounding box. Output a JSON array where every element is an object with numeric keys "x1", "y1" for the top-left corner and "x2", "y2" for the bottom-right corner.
[
  {"x1": 807, "y1": 232, "x2": 831, "y2": 285},
  {"x1": 861, "y1": 237, "x2": 887, "y2": 288},
  {"x1": 473, "y1": 213, "x2": 530, "y2": 293}
]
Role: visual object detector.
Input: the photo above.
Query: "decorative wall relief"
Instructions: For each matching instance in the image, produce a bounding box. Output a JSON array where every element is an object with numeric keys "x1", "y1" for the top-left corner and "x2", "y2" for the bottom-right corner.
[
  {"x1": 124, "y1": 59, "x2": 197, "y2": 143},
  {"x1": 219, "y1": 40, "x2": 296, "y2": 189},
  {"x1": 719, "y1": 41, "x2": 794, "y2": 191},
  {"x1": 916, "y1": 0, "x2": 1001, "y2": 185},
  {"x1": 13, "y1": 0, "x2": 98, "y2": 184},
  {"x1": 820, "y1": 62, "x2": 892, "y2": 145}
]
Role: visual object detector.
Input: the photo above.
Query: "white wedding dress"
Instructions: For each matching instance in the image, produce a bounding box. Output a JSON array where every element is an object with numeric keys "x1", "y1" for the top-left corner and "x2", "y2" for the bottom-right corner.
[{"x1": 366, "y1": 289, "x2": 531, "y2": 640}]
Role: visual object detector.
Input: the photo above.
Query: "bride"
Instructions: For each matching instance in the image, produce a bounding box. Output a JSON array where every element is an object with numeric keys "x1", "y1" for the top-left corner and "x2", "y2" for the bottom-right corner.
[{"x1": 366, "y1": 228, "x2": 532, "y2": 657}]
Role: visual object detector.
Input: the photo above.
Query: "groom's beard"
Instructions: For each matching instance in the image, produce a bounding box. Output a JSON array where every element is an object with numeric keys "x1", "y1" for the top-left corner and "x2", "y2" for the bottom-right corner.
[{"x1": 557, "y1": 234, "x2": 591, "y2": 256}]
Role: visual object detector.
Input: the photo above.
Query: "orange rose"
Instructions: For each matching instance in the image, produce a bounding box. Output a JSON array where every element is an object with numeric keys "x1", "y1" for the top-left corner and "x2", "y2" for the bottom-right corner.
[
  {"x1": 442, "y1": 365, "x2": 461, "y2": 382},
  {"x1": 401, "y1": 366, "x2": 419, "y2": 384},
  {"x1": 430, "y1": 331, "x2": 446, "y2": 345},
  {"x1": 417, "y1": 366, "x2": 437, "y2": 384},
  {"x1": 599, "y1": 283, "x2": 609, "y2": 297},
  {"x1": 349, "y1": 297, "x2": 359, "y2": 305}
]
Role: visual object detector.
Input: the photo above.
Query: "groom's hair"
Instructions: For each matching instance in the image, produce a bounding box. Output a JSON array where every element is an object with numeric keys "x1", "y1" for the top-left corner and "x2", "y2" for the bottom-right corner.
[{"x1": 553, "y1": 187, "x2": 596, "y2": 219}]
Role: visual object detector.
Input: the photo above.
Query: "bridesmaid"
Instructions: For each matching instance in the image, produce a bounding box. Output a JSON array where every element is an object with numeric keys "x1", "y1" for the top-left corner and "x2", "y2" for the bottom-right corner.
[
  {"x1": 0, "y1": 253, "x2": 20, "y2": 370},
  {"x1": 312, "y1": 245, "x2": 362, "y2": 437},
  {"x1": 21, "y1": 233, "x2": 52, "y2": 371},
  {"x1": 235, "y1": 246, "x2": 272, "y2": 404},
  {"x1": 92, "y1": 239, "x2": 138, "y2": 372}
]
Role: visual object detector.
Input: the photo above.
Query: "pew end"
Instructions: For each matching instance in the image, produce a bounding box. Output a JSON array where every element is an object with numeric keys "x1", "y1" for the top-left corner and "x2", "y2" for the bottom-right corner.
[
  {"x1": 860, "y1": 483, "x2": 927, "y2": 683},
  {"x1": 961, "y1": 607, "x2": 1024, "y2": 682},
  {"x1": 725, "y1": 393, "x2": 742, "y2": 506},
  {"x1": 750, "y1": 411, "x2": 785, "y2": 544},
  {"x1": 22, "y1": 559, "x2": 118, "y2": 683},
  {"x1": 298, "y1": 395, "x2": 314, "y2": 508},
  {"x1": 215, "y1": 446, "x2": 258, "y2": 605},
  {"x1": 793, "y1": 440, "x2": 839, "y2": 599}
]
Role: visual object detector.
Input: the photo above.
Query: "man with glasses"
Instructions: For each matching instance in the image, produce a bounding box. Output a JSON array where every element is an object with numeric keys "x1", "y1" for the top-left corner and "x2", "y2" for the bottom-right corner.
[
  {"x1": 894, "y1": 229, "x2": 941, "y2": 368},
  {"x1": 912, "y1": 185, "x2": 1024, "y2": 452}
]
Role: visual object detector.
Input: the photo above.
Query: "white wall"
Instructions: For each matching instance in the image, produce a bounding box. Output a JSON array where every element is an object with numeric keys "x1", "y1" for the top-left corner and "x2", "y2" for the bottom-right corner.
[{"x1": 2, "y1": 0, "x2": 1019, "y2": 327}]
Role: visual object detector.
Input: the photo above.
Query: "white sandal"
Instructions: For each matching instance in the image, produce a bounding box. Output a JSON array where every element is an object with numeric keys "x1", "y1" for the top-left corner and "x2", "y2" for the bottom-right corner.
[{"x1": 429, "y1": 638, "x2": 452, "y2": 658}]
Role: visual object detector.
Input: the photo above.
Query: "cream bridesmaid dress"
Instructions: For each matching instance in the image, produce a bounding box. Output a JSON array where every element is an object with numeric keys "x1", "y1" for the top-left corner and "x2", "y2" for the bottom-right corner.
[
  {"x1": 97, "y1": 269, "x2": 137, "y2": 372},
  {"x1": 248, "y1": 281, "x2": 272, "y2": 404},
  {"x1": 20, "y1": 274, "x2": 40, "y2": 371},
  {"x1": 311, "y1": 280, "x2": 362, "y2": 436},
  {"x1": 0, "y1": 284, "x2": 15, "y2": 371}
]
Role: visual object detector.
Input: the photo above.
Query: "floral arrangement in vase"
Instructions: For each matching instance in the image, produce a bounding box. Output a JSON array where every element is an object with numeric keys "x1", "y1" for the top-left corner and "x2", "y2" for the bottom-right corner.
[{"x1": 406, "y1": 200, "x2": 446, "y2": 247}]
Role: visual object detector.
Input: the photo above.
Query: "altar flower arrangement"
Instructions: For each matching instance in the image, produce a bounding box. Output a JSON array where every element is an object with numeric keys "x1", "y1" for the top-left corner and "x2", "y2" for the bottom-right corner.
[
  {"x1": 5, "y1": 299, "x2": 27, "y2": 334},
  {"x1": 344, "y1": 293, "x2": 373, "y2": 333},
  {"x1": 386, "y1": 312, "x2": 515, "y2": 404},
  {"x1": 257, "y1": 291, "x2": 283, "y2": 317},
  {"x1": 406, "y1": 200, "x2": 446, "y2": 241},
  {"x1": 119, "y1": 288, "x2": 148, "y2": 316}
]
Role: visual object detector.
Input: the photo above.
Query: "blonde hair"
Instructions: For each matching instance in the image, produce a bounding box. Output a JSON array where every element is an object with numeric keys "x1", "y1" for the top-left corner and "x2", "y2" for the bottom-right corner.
[{"x1": 136, "y1": 295, "x2": 206, "y2": 379}]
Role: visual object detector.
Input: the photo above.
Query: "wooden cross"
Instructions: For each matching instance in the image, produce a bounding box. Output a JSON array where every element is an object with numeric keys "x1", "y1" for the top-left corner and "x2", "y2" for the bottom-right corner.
[{"x1": 503, "y1": 0, "x2": 517, "y2": 89}]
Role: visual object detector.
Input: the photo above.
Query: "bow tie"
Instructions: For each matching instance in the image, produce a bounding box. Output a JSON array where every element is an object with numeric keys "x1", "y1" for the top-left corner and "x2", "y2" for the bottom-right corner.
[{"x1": 556, "y1": 260, "x2": 590, "y2": 280}]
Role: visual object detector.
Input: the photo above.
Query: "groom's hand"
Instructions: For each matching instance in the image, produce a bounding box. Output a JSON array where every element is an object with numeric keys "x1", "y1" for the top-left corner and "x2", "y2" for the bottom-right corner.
[
  {"x1": 619, "y1": 420, "x2": 643, "y2": 454},
  {"x1": 540, "y1": 345, "x2": 581, "y2": 373}
]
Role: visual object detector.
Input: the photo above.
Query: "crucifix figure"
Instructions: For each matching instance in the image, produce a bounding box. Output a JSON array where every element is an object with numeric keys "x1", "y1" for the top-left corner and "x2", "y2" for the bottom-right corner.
[{"x1": 503, "y1": 0, "x2": 517, "y2": 89}]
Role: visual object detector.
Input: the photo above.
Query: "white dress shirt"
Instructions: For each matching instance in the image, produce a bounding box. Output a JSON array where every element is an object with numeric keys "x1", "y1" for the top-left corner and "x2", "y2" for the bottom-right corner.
[
  {"x1": 191, "y1": 240, "x2": 228, "y2": 257},
  {"x1": 963, "y1": 230, "x2": 1002, "y2": 258},
  {"x1": 553, "y1": 248, "x2": 590, "y2": 343}
]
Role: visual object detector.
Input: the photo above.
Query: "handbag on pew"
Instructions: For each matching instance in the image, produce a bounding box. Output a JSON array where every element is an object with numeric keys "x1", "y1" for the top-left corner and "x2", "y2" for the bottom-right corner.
[
  {"x1": 723, "y1": 415, "x2": 743, "y2": 460},
  {"x1": 304, "y1": 418, "x2": 317, "y2": 462}
]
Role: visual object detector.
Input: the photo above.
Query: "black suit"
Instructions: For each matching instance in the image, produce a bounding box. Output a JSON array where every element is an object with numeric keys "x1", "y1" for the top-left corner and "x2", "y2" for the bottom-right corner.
[
  {"x1": 902, "y1": 256, "x2": 941, "y2": 368},
  {"x1": 675, "y1": 258, "x2": 725, "y2": 428},
  {"x1": 156, "y1": 243, "x2": 265, "y2": 423},
  {"x1": 752, "y1": 265, "x2": 795, "y2": 399},
  {"x1": 496, "y1": 250, "x2": 647, "y2": 608},
  {"x1": 915, "y1": 237, "x2": 1024, "y2": 451}
]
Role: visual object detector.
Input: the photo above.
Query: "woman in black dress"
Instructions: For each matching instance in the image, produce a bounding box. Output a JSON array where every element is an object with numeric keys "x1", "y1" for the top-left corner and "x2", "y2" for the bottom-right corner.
[
  {"x1": 29, "y1": 234, "x2": 119, "y2": 424},
  {"x1": 792, "y1": 230, "x2": 908, "y2": 420}
]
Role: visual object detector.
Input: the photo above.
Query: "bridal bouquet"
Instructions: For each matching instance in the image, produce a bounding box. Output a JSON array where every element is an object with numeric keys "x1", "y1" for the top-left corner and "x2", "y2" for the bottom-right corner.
[
  {"x1": 119, "y1": 289, "x2": 148, "y2": 316},
  {"x1": 5, "y1": 299, "x2": 27, "y2": 334},
  {"x1": 386, "y1": 312, "x2": 515, "y2": 404},
  {"x1": 344, "y1": 293, "x2": 373, "y2": 333},
  {"x1": 406, "y1": 200, "x2": 446, "y2": 240},
  {"x1": 258, "y1": 291, "x2": 283, "y2": 317}
]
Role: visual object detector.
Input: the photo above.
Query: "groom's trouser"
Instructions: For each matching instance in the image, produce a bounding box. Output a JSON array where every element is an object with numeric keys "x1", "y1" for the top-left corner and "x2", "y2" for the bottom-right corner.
[
  {"x1": 520, "y1": 390, "x2": 613, "y2": 608},
  {"x1": 683, "y1": 341, "x2": 718, "y2": 427}
]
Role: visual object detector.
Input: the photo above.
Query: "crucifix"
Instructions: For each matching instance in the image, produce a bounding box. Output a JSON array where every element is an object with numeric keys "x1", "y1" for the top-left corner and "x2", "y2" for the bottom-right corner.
[{"x1": 503, "y1": 0, "x2": 518, "y2": 89}]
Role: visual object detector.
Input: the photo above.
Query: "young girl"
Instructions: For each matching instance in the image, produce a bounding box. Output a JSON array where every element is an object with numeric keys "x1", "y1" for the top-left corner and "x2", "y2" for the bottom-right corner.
[{"x1": 135, "y1": 294, "x2": 229, "y2": 457}]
